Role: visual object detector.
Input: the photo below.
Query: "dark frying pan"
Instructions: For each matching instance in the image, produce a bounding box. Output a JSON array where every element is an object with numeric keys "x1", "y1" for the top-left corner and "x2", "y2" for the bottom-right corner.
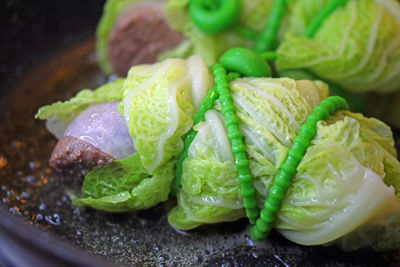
[{"x1": 1, "y1": 1, "x2": 400, "y2": 266}]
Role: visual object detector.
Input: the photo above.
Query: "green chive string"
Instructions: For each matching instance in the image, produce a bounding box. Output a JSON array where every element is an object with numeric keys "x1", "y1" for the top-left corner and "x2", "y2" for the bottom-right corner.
[
  {"x1": 303, "y1": 0, "x2": 348, "y2": 38},
  {"x1": 260, "y1": 51, "x2": 278, "y2": 61},
  {"x1": 180, "y1": 0, "x2": 353, "y2": 241},
  {"x1": 171, "y1": 70, "x2": 241, "y2": 196},
  {"x1": 234, "y1": 26, "x2": 260, "y2": 41},
  {"x1": 211, "y1": 63, "x2": 259, "y2": 225},
  {"x1": 255, "y1": 0, "x2": 287, "y2": 53},
  {"x1": 250, "y1": 96, "x2": 349, "y2": 241},
  {"x1": 173, "y1": 63, "x2": 349, "y2": 241},
  {"x1": 171, "y1": 87, "x2": 218, "y2": 195}
]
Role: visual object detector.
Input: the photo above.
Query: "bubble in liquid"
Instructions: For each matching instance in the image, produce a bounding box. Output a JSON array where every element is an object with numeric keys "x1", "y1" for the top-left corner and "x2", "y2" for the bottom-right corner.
[
  {"x1": 45, "y1": 213, "x2": 61, "y2": 226},
  {"x1": 39, "y1": 203, "x2": 46, "y2": 210}
]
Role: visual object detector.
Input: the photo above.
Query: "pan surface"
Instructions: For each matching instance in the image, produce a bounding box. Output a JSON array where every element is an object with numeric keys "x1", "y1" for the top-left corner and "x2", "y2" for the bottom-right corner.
[{"x1": 1, "y1": 1, "x2": 400, "y2": 266}]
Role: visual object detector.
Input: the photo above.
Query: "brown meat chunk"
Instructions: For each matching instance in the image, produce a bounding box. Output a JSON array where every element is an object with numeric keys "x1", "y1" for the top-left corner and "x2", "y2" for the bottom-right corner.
[
  {"x1": 49, "y1": 136, "x2": 114, "y2": 173},
  {"x1": 107, "y1": 2, "x2": 184, "y2": 76}
]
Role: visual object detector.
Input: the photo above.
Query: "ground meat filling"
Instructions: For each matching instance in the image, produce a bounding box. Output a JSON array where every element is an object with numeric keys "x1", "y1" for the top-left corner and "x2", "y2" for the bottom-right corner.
[
  {"x1": 108, "y1": 2, "x2": 184, "y2": 76},
  {"x1": 50, "y1": 136, "x2": 114, "y2": 173}
]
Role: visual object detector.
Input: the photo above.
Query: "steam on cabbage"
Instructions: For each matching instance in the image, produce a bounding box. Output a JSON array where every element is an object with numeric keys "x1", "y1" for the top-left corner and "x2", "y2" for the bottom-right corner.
[
  {"x1": 168, "y1": 77, "x2": 400, "y2": 251},
  {"x1": 277, "y1": 0, "x2": 400, "y2": 95}
]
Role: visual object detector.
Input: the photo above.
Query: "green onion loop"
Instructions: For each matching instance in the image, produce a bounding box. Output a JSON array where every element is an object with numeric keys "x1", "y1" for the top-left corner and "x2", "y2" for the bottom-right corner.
[
  {"x1": 255, "y1": 0, "x2": 287, "y2": 52},
  {"x1": 219, "y1": 47, "x2": 271, "y2": 77},
  {"x1": 250, "y1": 96, "x2": 349, "y2": 241},
  {"x1": 303, "y1": 0, "x2": 348, "y2": 38},
  {"x1": 189, "y1": 0, "x2": 241, "y2": 34},
  {"x1": 211, "y1": 63, "x2": 259, "y2": 225}
]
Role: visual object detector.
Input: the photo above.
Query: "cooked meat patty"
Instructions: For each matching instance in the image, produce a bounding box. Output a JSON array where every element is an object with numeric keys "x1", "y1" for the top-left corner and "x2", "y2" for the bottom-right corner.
[
  {"x1": 49, "y1": 102, "x2": 135, "y2": 173},
  {"x1": 49, "y1": 136, "x2": 114, "y2": 173},
  {"x1": 107, "y1": 2, "x2": 184, "y2": 76}
]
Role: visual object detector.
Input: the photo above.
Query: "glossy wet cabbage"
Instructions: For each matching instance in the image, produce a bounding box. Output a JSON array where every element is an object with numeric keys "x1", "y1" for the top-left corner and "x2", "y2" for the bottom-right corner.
[
  {"x1": 37, "y1": 55, "x2": 210, "y2": 212},
  {"x1": 168, "y1": 75, "x2": 400, "y2": 251},
  {"x1": 277, "y1": 0, "x2": 400, "y2": 95},
  {"x1": 166, "y1": 0, "x2": 400, "y2": 127},
  {"x1": 73, "y1": 153, "x2": 176, "y2": 211},
  {"x1": 36, "y1": 56, "x2": 400, "y2": 251}
]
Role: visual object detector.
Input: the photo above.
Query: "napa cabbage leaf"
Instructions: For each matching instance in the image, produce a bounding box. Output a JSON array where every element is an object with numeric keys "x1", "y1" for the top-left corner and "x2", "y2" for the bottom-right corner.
[
  {"x1": 276, "y1": 0, "x2": 400, "y2": 94},
  {"x1": 168, "y1": 77, "x2": 326, "y2": 228},
  {"x1": 38, "y1": 56, "x2": 210, "y2": 211},
  {"x1": 73, "y1": 153, "x2": 175, "y2": 211},
  {"x1": 168, "y1": 77, "x2": 400, "y2": 251},
  {"x1": 75, "y1": 56, "x2": 209, "y2": 210},
  {"x1": 122, "y1": 56, "x2": 210, "y2": 172}
]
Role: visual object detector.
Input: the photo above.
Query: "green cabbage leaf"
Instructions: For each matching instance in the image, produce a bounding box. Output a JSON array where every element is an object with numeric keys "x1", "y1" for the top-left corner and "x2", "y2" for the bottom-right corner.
[
  {"x1": 277, "y1": 0, "x2": 400, "y2": 94},
  {"x1": 122, "y1": 57, "x2": 199, "y2": 172},
  {"x1": 38, "y1": 56, "x2": 210, "y2": 211},
  {"x1": 277, "y1": 111, "x2": 400, "y2": 250},
  {"x1": 168, "y1": 77, "x2": 400, "y2": 251},
  {"x1": 73, "y1": 153, "x2": 175, "y2": 211},
  {"x1": 168, "y1": 77, "x2": 326, "y2": 228},
  {"x1": 74, "y1": 56, "x2": 208, "y2": 210}
]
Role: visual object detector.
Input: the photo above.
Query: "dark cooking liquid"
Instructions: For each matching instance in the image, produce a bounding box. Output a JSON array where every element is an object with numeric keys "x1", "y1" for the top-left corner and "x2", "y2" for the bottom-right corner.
[{"x1": 0, "y1": 40, "x2": 399, "y2": 267}]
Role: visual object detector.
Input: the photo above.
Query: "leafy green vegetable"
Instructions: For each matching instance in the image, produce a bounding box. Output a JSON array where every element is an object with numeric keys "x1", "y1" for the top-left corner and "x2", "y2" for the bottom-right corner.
[
  {"x1": 36, "y1": 49, "x2": 400, "y2": 250},
  {"x1": 277, "y1": 0, "x2": 400, "y2": 94},
  {"x1": 74, "y1": 57, "x2": 206, "y2": 210},
  {"x1": 278, "y1": 69, "x2": 366, "y2": 112},
  {"x1": 277, "y1": 111, "x2": 400, "y2": 250},
  {"x1": 168, "y1": 77, "x2": 400, "y2": 251},
  {"x1": 73, "y1": 153, "x2": 175, "y2": 211},
  {"x1": 168, "y1": 78, "x2": 323, "y2": 228},
  {"x1": 162, "y1": 0, "x2": 274, "y2": 64},
  {"x1": 35, "y1": 78, "x2": 125, "y2": 138},
  {"x1": 122, "y1": 58, "x2": 196, "y2": 172}
]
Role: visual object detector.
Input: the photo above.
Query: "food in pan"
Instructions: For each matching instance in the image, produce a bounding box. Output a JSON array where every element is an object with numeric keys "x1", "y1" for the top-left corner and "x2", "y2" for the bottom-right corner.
[
  {"x1": 97, "y1": 0, "x2": 400, "y2": 127},
  {"x1": 97, "y1": 0, "x2": 273, "y2": 75},
  {"x1": 34, "y1": 0, "x2": 400, "y2": 254},
  {"x1": 36, "y1": 53, "x2": 400, "y2": 251}
]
